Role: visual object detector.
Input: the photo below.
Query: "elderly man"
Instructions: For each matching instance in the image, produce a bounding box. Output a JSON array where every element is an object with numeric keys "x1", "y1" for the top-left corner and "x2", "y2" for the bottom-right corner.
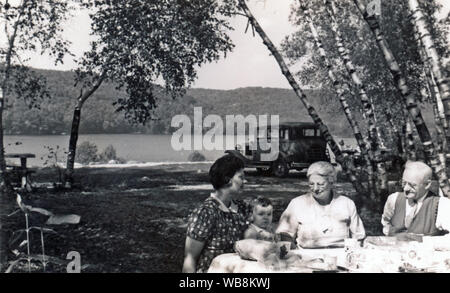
[
  {"x1": 381, "y1": 161, "x2": 450, "y2": 236},
  {"x1": 276, "y1": 161, "x2": 365, "y2": 248}
]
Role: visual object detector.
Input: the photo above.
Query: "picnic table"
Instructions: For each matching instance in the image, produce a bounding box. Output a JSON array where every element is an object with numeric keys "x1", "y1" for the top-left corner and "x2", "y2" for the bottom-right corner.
[
  {"x1": 208, "y1": 236, "x2": 450, "y2": 273},
  {"x1": 5, "y1": 153, "x2": 36, "y2": 191}
]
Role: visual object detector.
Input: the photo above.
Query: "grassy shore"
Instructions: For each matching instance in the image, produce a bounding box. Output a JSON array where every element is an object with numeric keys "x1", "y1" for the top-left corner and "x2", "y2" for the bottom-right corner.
[{"x1": 3, "y1": 163, "x2": 384, "y2": 273}]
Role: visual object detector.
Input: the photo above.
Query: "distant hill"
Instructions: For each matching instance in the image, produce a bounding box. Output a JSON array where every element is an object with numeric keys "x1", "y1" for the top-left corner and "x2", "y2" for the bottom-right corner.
[
  {"x1": 185, "y1": 87, "x2": 356, "y2": 137},
  {"x1": 2, "y1": 67, "x2": 435, "y2": 138}
]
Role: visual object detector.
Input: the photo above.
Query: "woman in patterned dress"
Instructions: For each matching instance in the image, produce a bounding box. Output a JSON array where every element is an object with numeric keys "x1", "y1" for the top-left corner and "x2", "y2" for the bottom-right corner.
[{"x1": 182, "y1": 154, "x2": 251, "y2": 273}]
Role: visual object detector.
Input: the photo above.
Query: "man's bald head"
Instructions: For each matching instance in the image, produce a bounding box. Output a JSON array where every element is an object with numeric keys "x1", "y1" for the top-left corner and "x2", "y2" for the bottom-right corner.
[{"x1": 402, "y1": 161, "x2": 433, "y2": 201}]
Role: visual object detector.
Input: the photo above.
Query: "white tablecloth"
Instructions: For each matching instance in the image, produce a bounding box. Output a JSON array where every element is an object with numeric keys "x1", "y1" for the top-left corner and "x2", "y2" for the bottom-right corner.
[
  {"x1": 207, "y1": 239, "x2": 450, "y2": 273},
  {"x1": 208, "y1": 248, "x2": 347, "y2": 273}
]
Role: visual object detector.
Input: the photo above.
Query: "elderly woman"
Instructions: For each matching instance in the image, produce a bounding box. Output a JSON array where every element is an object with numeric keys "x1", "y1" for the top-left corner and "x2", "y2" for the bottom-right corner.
[
  {"x1": 182, "y1": 154, "x2": 251, "y2": 273},
  {"x1": 276, "y1": 161, "x2": 365, "y2": 248}
]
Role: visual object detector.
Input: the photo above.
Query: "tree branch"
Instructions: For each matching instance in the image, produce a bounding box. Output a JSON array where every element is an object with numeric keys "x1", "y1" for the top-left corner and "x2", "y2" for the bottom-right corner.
[
  {"x1": 2, "y1": 0, "x2": 26, "y2": 89},
  {"x1": 230, "y1": 12, "x2": 248, "y2": 18},
  {"x1": 76, "y1": 70, "x2": 107, "y2": 109}
]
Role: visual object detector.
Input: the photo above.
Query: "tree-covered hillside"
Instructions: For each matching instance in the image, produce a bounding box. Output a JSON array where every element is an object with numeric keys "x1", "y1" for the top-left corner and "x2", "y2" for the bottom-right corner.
[{"x1": 3, "y1": 67, "x2": 434, "y2": 137}]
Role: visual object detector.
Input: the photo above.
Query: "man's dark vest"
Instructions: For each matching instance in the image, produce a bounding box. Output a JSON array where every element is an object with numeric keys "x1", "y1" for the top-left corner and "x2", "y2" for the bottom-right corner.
[{"x1": 390, "y1": 191, "x2": 444, "y2": 236}]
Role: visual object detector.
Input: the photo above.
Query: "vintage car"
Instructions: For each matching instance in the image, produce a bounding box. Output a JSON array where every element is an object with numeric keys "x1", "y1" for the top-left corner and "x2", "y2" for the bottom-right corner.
[{"x1": 226, "y1": 122, "x2": 330, "y2": 177}]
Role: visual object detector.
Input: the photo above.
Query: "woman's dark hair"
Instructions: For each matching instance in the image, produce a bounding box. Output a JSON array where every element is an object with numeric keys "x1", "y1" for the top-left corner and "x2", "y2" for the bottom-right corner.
[{"x1": 209, "y1": 154, "x2": 244, "y2": 190}]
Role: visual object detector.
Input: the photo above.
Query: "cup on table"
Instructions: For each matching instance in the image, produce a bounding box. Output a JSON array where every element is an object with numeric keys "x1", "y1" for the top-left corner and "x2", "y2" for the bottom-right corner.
[{"x1": 344, "y1": 238, "x2": 360, "y2": 269}]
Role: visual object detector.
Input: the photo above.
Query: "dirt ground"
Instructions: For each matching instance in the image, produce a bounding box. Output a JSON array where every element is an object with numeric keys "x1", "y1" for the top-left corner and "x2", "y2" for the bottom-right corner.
[{"x1": 2, "y1": 163, "x2": 384, "y2": 273}]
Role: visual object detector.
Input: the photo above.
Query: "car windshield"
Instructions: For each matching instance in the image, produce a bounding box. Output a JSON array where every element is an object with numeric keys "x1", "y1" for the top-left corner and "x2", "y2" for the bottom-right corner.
[
  {"x1": 303, "y1": 128, "x2": 316, "y2": 137},
  {"x1": 289, "y1": 127, "x2": 319, "y2": 139},
  {"x1": 256, "y1": 125, "x2": 320, "y2": 140}
]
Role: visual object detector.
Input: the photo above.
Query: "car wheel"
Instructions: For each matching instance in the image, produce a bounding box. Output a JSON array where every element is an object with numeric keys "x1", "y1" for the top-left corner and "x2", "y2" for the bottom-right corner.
[{"x1": 272, "y1": 158, "x2": 289, "y2": 178}]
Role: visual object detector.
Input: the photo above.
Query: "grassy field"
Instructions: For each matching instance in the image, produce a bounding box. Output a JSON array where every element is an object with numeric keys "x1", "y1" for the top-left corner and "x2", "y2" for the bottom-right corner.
[{"x1": 2, "y1": 163, "x2": 384, "y2": 273}]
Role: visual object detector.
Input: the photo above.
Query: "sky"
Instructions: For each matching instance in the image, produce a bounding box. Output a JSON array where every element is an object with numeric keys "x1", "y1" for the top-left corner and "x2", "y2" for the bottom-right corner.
[{"x1": 13, "y1": 0, "x2": 450, "y2": 90}]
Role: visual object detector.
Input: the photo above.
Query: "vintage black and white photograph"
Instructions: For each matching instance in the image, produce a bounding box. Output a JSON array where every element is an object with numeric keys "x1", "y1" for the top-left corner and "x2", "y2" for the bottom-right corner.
[{"x1": 0, "y1": 0, "x2": 449, "y2": 276}]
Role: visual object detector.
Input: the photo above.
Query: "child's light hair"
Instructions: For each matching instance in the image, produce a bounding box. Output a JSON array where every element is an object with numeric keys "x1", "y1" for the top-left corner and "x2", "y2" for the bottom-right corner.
[{"x1": 250, "y1": 196, "x2": 272, "y2": 210}]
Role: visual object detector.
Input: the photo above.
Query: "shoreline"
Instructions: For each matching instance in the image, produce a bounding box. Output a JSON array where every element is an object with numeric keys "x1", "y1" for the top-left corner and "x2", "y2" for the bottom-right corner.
[{"x1": 79, "y1": 161, "x2": 215, "y2": 168}]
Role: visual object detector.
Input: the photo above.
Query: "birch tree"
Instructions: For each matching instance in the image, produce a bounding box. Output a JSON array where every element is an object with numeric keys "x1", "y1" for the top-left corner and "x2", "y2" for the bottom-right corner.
[
  {"x1": 0, "y1": 0, "x2": 72, "y2": 272},
  {"x1": 0, "y1": 0, "x2": 72, "y2": 193},
  {"x1": 407, "y1": 0, "x2": 449, "y2": 149},
  {"x1": 324, "y1": 0, "x2": 389, "y2": 197},
  {"x1": 283, "y1": 0, "x2": 449, "y2": 202},
  {"x1": 300, "y1": 3, "x2": 377, "y2": 200},
  {"x1": 235, "y1": 0, "x2": 367, "y2": 200},
  {"x1": 413, "y1": 18, "x2": 448, "y2": 172},
  {"x1": 64, "y1": 0, "x2": 236, "y2": 186},
  {"x1": 351, "y1": 0, "x2": 450, "y2": 196}
]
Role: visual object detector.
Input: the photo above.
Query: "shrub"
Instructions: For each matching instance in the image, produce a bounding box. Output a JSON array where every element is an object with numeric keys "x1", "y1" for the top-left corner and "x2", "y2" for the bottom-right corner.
[
  {"x1": 75, "y1": 141, "x2": 98, "y2": 165},
  {"x1": 188, "y1": 151, "x2": 206, "y2": 162},
  {"x1": 98, "y1": 144, "x2": 117, "y2": 163},
  {"x1": 41, "y1": 145, "x2": 67, "y2": 184}
]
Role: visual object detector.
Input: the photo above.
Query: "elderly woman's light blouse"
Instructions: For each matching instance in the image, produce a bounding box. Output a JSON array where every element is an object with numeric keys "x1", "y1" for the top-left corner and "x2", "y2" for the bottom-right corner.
[{"x1": 276, "y1": 192, "x2": 366, "y2": 248}]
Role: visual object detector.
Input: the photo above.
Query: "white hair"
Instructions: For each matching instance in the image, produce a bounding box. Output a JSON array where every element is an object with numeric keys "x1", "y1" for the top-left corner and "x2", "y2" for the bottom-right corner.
[
  {"x1": 404, "y1": 160, "x2": 432, "y2": 181},
  {"x1": 306, "y1": 161, "x2": 336, "y2": 183}
]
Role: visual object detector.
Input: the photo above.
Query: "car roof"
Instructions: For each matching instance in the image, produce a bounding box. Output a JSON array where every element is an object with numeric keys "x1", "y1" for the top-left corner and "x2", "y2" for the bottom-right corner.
[
  {"x1": 257, "y1": 122, "x2": 319, "y2": 129},
  {"x1": 279, "y1": 122, "x2": 318, "y2": 128},
  {"x1": 258, "y1": 122, "x2": 319, "y2": 128}
]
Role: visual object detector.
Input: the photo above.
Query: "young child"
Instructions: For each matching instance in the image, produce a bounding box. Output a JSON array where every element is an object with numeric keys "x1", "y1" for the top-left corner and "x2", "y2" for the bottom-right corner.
[{"x1": 244, "y1": 196, "x2": 277, "y2": 242}]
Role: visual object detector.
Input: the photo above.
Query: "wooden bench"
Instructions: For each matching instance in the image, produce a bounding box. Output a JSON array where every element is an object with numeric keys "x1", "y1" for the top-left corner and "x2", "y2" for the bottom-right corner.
[{"x1": 5, "y1": 153, "x2": 36, "y2": 191}]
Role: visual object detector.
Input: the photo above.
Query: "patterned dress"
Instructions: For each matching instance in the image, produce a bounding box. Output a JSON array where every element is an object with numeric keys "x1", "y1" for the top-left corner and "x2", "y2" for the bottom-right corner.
[{"x1": 186, "y1": 197, "x2": 251, "y2": 273}]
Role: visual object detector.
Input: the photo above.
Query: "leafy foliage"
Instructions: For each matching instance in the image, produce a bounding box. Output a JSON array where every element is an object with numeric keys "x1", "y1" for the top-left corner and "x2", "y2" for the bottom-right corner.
[
  {"x1": 41, "y1": 145, "x2": 67, "y2": 184},
  {"x1": 281, "y1": 0, "x2": 447, "y2": 151},
  {"x1": 3, "y1": 65, "x2": 51, "y2": 109},
  {"x1": 0, "y1": 0, "x2": 73, "y2": 102},
  {"x1": 75, "y1": 141, "x2": 98, "y2": 164},
  {"x1": 74, "y1": 0, "x2": 236, "y2": 124},
  {"x1": 0, "y1": 0, "x2": 73, "y2": 63},
  {"x1": 75, "y1": 141, "x2": 123, "y2": 164},
  {"x1": 98, "y1": 144, "x2": 117, "y2": 163},
  {"x1": 63, "y1": 0, "x2": 241, "y2": 183},
  {"x1": 0, "y1": 0, "x2": 74, "y2": 192}
]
